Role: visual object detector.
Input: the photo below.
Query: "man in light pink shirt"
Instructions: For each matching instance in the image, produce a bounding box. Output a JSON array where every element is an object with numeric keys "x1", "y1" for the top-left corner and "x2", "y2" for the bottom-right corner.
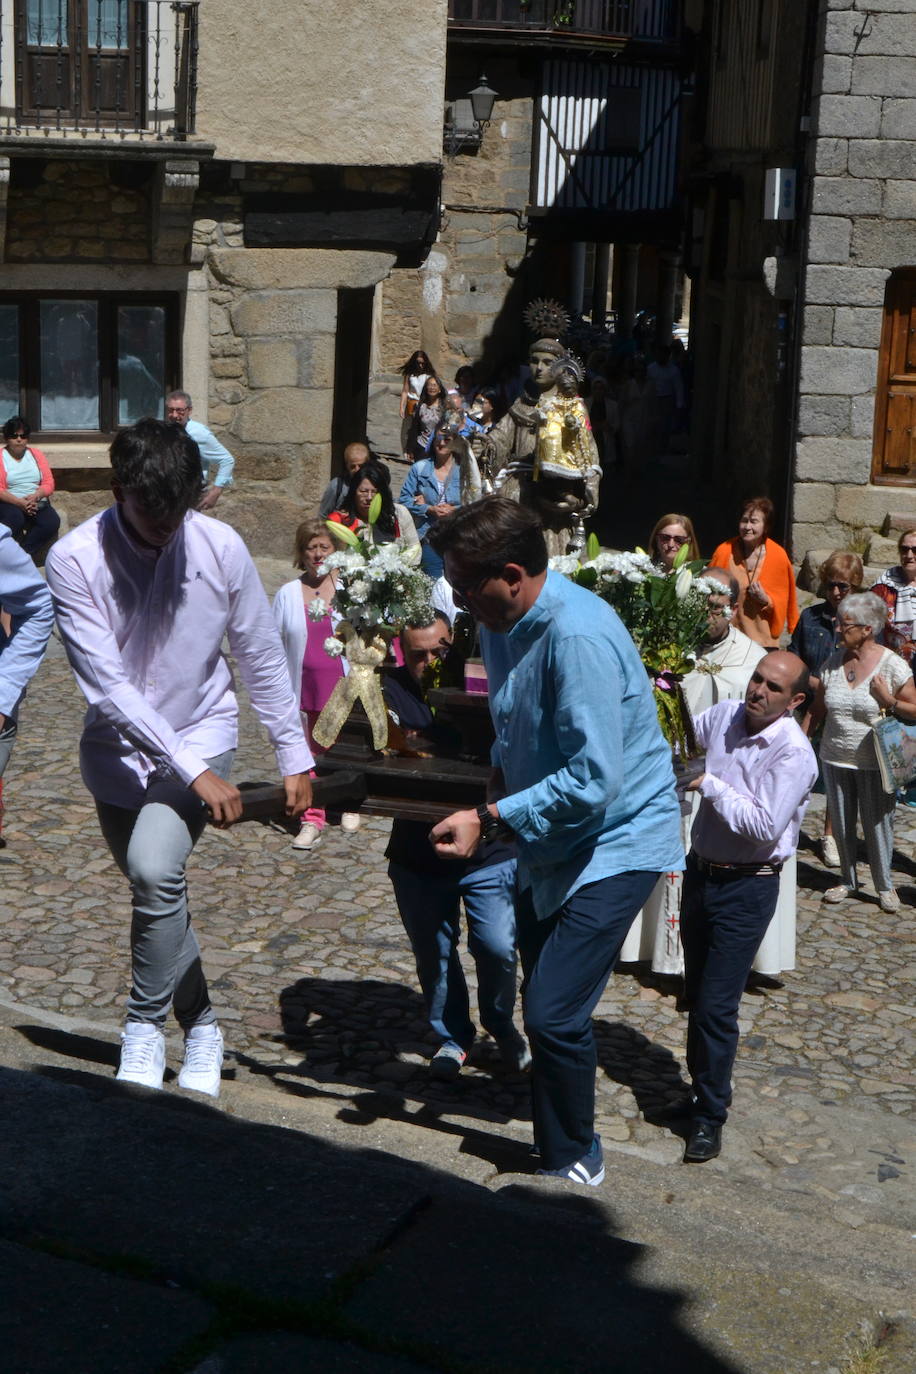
[
  {"x1": 46, "y1": 419, "x2": 313, "y2": 1098},
  {"x1": 678, "y1": 651, "x2": 816, "y2": 1164}
]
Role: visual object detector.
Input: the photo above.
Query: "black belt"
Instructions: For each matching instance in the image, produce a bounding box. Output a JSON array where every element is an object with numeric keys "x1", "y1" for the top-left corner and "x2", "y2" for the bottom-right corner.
[{"x1": 690, "y1": 852, "x2": 782, "y2": 878}]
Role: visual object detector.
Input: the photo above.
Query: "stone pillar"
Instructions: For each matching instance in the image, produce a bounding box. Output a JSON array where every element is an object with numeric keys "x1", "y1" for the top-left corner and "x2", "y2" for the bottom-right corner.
[
  {"x1": 655, "y1": 249, "x2": 681, "y2": 346},
  {"x1": 152, "y1": 159, "x2": 200, "y2": 266},
  {"x1": 568, "y1": 241, "x2": 587, "y2": 316},
  {"x1": 592, "y1": 243, "x2": 611, "y2": 326},
  {"x1": 616, "y1": 243, "x2": 640, "y2": 339}
]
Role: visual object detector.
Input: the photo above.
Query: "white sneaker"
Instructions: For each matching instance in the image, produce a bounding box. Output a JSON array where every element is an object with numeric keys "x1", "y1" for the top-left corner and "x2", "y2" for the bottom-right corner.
[
  {"x1": 292, "y1": 821, "x2": 322, "y2": 851},
  {"x1": 178, "y1": 1024, "x2": 224, "y2": 1098},
  {"x1": 820, "y1": 835, "x2": 840, "y2": 868},
  {"x1": 116, "y1": 1022, "x2": 166, "y2": 1089},
  {"x1": 340, "y1": 812, "x2": 361, "y2": 833}
]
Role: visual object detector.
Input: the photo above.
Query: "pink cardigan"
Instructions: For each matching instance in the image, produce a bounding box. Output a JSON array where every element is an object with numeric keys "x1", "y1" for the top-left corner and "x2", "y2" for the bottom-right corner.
[{"x1": 0, "y1": 445, "x2": 56, "y2": 496}]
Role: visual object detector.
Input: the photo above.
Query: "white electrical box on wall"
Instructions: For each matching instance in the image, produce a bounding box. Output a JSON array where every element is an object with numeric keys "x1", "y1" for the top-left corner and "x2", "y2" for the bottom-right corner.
[{"x1": 764, "y1": 168, "x2": 796, "y2": 221}]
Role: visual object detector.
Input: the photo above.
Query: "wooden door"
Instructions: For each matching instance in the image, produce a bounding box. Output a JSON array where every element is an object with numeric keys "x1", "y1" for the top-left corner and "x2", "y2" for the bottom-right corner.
[{"x1": 874, "y1": 271, "x2": 916, "y2": 486}]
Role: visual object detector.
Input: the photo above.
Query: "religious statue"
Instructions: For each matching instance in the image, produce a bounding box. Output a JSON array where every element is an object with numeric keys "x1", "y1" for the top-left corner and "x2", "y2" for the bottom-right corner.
[{"x1": 483, "y1": 300, "x2": 601, "y2": 558}]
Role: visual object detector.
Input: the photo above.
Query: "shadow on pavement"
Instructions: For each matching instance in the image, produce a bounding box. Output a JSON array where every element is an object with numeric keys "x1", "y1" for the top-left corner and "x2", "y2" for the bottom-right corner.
[{"x1": 1, "y1": 1054, "x2": 743, "y2": 1374}]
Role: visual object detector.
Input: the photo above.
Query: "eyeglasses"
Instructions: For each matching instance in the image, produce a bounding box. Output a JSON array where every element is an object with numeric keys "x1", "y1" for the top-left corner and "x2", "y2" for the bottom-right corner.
[
  {"x1": 450, "y1": 571, "x2": 495, "y2": 610},
  {"x1": 840, "y1": 622, "x2": 869, "y2": 632},
  {"x1": 826, "y1": 580, "x2": 850, "y2": 590},
  {"x1": 658, "y1": 534, "x2": 688, "y2": 546}
]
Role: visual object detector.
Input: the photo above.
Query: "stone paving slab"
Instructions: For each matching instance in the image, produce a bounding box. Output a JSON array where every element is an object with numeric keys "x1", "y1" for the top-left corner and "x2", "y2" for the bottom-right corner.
[
  {"x1": 0, "y1": 1238, "x2": 212, "y2": 1374},
  {"x1": 190, "y1": 1337, "x2": 430, "y2": 1373},
  {"x1": 3, "y1": 1022, "x2": 911, "y2": 1374},
  {"x1": 1, "y1": 1063, "x2": 425, "y2": 1306}
]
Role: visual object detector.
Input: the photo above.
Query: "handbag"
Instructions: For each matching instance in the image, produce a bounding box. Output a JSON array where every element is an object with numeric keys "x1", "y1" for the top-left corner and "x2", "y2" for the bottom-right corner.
[{"x1": 872, "y1": 711, "x2": 916, "y2": 793}]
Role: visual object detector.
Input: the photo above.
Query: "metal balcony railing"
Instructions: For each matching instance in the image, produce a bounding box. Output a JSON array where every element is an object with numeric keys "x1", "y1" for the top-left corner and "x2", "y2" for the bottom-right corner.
[
  {"x1": 447, "y1": 0, "x2": 678, "y2": 44},
  {"x1": 0, "y1": 1, "x2": 199, "y2": 142}
]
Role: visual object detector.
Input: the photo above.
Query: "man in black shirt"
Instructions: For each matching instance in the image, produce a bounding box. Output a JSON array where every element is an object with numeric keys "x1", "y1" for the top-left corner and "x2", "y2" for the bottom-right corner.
[{"x1": 384, "y1": 614, "x2": 528, "y2": 1080}]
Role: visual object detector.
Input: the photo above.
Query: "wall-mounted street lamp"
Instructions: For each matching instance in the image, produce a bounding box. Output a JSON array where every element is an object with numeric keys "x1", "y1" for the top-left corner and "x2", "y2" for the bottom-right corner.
[{"x1": 444, "y1": 73, "x2": 498, "y2": 158}]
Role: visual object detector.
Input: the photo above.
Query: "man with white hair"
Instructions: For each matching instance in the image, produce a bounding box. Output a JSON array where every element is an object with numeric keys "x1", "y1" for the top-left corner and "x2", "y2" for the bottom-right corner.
[{"x1": 165, "y1": 390, "x2": 234, "y2": 511}]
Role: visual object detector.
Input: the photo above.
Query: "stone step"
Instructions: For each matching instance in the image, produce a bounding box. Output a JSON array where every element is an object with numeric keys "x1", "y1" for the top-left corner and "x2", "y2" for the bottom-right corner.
[{"x1": 1, "y1": 998, "x2": 913, "y2": 1373}]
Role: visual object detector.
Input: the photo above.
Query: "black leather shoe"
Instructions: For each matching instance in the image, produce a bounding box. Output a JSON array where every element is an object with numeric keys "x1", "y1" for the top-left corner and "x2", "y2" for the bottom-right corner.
[{"x1": 683, "y1": 1121, "x2": 722, "y2": 1163}]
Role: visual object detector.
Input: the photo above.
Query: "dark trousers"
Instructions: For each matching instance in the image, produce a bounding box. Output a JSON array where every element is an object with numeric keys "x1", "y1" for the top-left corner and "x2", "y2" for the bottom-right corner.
[
  {"x1": 0, "y1": 501, "x2": 60, "y2": 556},
  {"x1": 518, "y1": 870, "x2": 659, "y2": 1171},
  {"x1": 680, "y1": 857, "x2": 780, "y2": 1126}
]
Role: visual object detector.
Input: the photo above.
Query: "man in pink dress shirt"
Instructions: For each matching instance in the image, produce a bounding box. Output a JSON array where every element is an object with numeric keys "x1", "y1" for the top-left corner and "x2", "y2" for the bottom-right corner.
[
  {"x1": 46, "y1": 419, "x2": 313, "y2": 1098},
  {"x1": 679, "y1": 651, "x2": 816, "y2": 1164}
]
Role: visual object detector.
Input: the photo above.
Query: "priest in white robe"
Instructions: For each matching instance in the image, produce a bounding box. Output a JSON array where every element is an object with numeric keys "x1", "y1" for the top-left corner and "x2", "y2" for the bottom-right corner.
[{"x1": 621, "y1": 568, "x2": 798, "y2": 977}]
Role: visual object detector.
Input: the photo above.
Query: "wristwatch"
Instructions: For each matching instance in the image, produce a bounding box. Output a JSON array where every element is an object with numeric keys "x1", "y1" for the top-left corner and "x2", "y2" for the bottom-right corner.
[{"x1": 476, "y1": 802, "x2": 510, "y2": 844}]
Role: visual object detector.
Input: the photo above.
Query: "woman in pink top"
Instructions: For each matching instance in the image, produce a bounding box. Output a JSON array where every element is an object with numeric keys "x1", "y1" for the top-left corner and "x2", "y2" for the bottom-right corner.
[
  {"x1": 0, "y1": 416, "x2": 60, "y2": 560},
  {"x1": 272, "y1": 517, "x2": 360, "y2": 852}
]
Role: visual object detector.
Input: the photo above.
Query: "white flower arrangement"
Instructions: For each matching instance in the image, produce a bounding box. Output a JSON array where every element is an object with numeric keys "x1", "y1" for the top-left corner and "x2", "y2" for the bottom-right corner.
[
  {"x1": 552, "y1": 534, "x2": 724, "y2": 757},
  {"x1": 320, "y1": 512, "x2": 433, "y2": 643}
]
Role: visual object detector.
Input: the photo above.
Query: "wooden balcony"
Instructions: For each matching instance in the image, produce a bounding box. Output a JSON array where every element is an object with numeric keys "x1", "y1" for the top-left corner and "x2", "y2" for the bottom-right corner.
[
  {"x1": 447, "y1": 0, "x2": 679, "y2": 47},
  {"x1": 0, "y1": 1, "x2": 202, "y2": 153}
]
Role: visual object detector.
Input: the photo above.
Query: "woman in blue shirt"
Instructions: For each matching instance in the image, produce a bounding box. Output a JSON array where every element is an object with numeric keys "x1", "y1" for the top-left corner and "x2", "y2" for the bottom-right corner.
[{"x1": 400, "y1": 430, "x2": 462, "y2": 577}]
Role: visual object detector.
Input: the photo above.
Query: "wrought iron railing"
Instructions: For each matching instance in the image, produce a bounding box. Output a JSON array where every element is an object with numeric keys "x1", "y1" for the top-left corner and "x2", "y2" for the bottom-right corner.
[
  {"x1": 447, "y1": 0, "x2": 678, "y2": 43},
  {"x1": 0, "y1": 0, "x2": 199, "y2": 141}
]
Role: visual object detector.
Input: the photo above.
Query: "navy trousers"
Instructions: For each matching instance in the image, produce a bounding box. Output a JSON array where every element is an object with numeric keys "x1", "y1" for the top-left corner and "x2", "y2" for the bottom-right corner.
[
  {"x1": 0, "y1": 501, "x2": 60, "y2": 557},
  {"x1": 517, "y1": 870, "x2": 659, "y2": 1171},
  {"x1": 680, "y1": 857, "x2": 780, "y2": 1126}
]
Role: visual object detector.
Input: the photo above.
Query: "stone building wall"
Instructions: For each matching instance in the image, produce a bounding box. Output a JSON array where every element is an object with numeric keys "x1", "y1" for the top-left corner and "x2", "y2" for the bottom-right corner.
[
  {"x1": 377, "y1": 65, "x2": 533, "y2": 394},
  {"x1": 6, "y1": 160, "x2": 149, "y2": 262},
  {"x1": 793, "y1": 0, "x2": 916, "y2": 561}
]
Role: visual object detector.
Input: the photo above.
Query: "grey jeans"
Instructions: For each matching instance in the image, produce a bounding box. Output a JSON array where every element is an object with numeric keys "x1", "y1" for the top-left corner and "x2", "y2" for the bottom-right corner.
[
  {"x1": 0, "y1": 717, "x2": 18, "y2": 779},
  {"x1": 96, "y1": 751, "x2": 234, "y2": 1029}
]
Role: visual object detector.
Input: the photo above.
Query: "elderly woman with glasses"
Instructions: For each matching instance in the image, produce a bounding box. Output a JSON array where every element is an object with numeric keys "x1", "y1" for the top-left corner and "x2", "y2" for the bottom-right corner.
[
  {"x1": 807, "y1": 591, "x2": 916, "y2": 911},
  {"x1": 789, "y1": 550, "x2": 865, "y2": 868},
  {"x1": 646, "y1": 512, "x2": 700, "y2": 571},
  {"x1": 871, "y1": 528, "x2": 916, "y2": 669}
]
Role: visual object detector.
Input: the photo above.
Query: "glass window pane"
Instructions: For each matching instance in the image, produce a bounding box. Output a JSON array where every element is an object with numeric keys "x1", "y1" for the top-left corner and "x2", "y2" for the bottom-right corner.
[
  {"x1": 27, "y1": 0, "x2": 69, "y2": 46},
  {"x1": 40, "y1": 300, "x2": 99, "y2": 430},
  {"x1": 117, "y1": 305, "x2": 166, "y2": 424},
  {"x1": 88, "y1": 0, "x2": 129, "y2": 49},
  {"x1": 0, "y1": 306, "x2": 19, "y2": 418}
]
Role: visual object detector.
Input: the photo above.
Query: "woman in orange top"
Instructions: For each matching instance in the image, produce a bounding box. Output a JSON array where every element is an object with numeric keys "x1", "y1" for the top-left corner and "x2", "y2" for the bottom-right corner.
[{"x1": 709, "y1": 496, "x2": 799, "y2": 646}]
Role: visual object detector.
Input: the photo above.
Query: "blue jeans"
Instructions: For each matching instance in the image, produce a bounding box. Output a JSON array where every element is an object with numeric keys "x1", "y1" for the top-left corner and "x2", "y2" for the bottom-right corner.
[
  {"x1": 517, "y1": 870, "x2": 659, "y2": 1171},
  {"x1": 96, "y1": 751, "x2": 234, "y2": 1029},
  {"x1": 389, "y1": 858, "x2": 518, "y2": 1052},
  {"x1": 680, "y1": 857, "x2": 780, "y2": 1126}
]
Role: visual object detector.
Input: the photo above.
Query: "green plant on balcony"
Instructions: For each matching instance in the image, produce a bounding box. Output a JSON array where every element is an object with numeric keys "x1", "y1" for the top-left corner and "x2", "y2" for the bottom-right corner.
[{"x1": 553, "y1": 1, "x2": 575, "y2": 26}]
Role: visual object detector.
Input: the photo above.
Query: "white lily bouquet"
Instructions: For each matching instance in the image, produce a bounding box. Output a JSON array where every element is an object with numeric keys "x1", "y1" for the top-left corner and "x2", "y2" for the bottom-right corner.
[
  {"x1": 551, "y1": 535, "x2": 723, "y2": 757},
  {"x1": 310, "y1": 497, "x2": 434, "y2": 751}
]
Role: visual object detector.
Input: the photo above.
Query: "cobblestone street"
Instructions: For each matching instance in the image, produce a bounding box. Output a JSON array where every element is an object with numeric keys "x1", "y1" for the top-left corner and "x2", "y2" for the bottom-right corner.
[{"x1": 2, "y1": 569, "x2": 914, "y2": 1252}]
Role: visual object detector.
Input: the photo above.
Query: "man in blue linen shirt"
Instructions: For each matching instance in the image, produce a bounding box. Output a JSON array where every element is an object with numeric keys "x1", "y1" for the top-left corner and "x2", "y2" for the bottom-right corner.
[
  {"x1": 0, "y1": 526, "x2": 54, "y2": 843},
  {"x1": 430, "y1": 498, "x2": 682, "y2": 1185},
  {"x1": 166, "y1": 390, "x2": 234, "y2": 510}
]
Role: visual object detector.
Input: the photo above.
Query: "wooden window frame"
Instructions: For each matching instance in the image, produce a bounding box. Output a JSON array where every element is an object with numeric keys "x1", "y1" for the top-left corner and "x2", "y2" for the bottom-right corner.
[
  {"x1": 0, "y1": 290, "x2": 180, "y2": 441},
  {"x1": 872, "y1": 268, "x2": 916, "y2": 488}
]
